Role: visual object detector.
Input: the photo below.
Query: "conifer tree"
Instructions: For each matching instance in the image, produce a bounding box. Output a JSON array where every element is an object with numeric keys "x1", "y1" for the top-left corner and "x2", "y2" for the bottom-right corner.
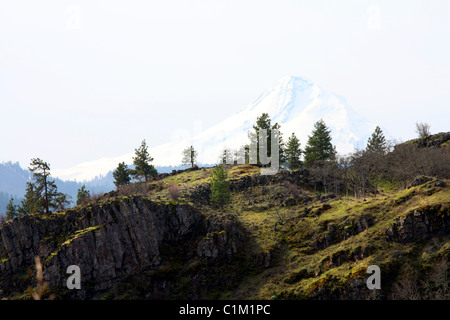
[
  {"x1": 285, "y1": 132, "x2": 302, "y2": 170},
  {"x1": 209, "y1": 165, "x2": 231, "y2": 210},
  {"x1": 221, "y1": 148, "x2": 233, "y2": 165},
  {"x1": 248, "y1": 113, "x2": 270, "y2": 164},
  {"x1": 248, "y1": 113, "x2": 284, "y2": 165},
  {"x1": 29, "y1": 158, "x2": 51, "y2": 213},
  {"x1": 365, "y1": 126, "x2": 388, "y2": 197},
  {"x1": 5, "y1": 198, "x2": 18, "y2": 220},
  {"x1": 23, "y1": 158, "x2": 67, "y2": 214},
  {"x1": 113, "y1": 162, "x2": 131, "y2": 189},
  {"x1": 131, "y1": 140, "x2": 157, "y2": 182},
  {"x1": 272, "y1": 122, "x2": 285, "y2": 166},
  {"x1": 18, "y1": 182, "x2": 41, "y2": 215},
  {"x1": 304, "y1": 119, "x2": 336, "y2": 165},
  {"x1": 366, "y1": 126, "x2": 387, "y2": 154},
  {"x1": 76, "y1": 185, "x2": 91, "y2": 205},
  {"x1": 182, "y1": 145, "x2": 198, "y2": 168},
  {"x1": 54, "y1": 193, "x2": 71, "y2": 211},
  {"x1": 237, "y1": 145, "x2": 249, "y2": 165}
]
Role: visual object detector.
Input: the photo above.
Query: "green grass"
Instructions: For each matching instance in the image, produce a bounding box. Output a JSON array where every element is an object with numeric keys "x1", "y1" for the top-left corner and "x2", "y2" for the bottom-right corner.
[
  {"x1": 45, "y1": 224, "x2": 105, "y2": 264},
  {"x1": 217, "y1": 174, "x2": 450, "y2": 299}
]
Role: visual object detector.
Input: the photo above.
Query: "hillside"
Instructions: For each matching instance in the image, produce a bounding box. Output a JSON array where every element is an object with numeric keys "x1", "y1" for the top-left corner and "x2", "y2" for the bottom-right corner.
[
  {"x1": 0, "y1": 162, "x2": 205, "y2": 214},
  {"x1": 0, "y1": 162, "x2": 448, "y2": 300}
]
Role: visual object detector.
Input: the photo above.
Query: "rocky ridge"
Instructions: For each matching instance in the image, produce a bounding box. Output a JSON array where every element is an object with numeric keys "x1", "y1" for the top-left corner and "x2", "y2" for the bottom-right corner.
[{"x1": 0, "y1": 196, "x2": 245, "y2": 299}]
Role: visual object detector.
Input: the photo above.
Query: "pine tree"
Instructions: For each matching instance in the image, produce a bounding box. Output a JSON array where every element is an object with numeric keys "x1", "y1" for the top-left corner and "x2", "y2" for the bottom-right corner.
[
  {"x1": 209, "y1": 165, "x2": 231, "y2": 210},
  {"x1": 248, "y1": 113, "x2": 283, "y2": 166},
  {"x1": 5, "y1": 198, "x2": 18, "y2": 220},
  {"x1": 76, "y1": 185, "x2": 91, "y2": 205},
  {"x1": 54, "y1": 193, "x2": 71, "y2": 211},
  {"x1": 272, "y1": 122, "x2": 285, "y2": 166},
  {"x1": 29, "y1": 158, "x2": 51, "y2": 213},
  {"x1": 221, "y1": 148, "x2": 232, "y2": 165},
  {"x1": 248, "y1": 113, "x2": 270, "y2": 165},
  {"x1": 366, "y1": 126, "x2": 387, "y2": 154},
  {"x1": 17, "y1": 182, "x2": 41, "y2": 215},
  {"x1": 366, "y1": 126, "x2": 388, "y2": 197},
  {"x1": 237, "y1": 145, "x2": 248, "y2": 165},
  {"x1": 285, "y1": 132, "x2": 302, "y2": 170},
  {"x1": 182, "y1": 145, "x2": 198, "y2": 168},
  {"x1": 304, "y1": 119, "x2": 336, "y2": 165},
  {"x1": 113, "y1": 162, "x2": 131, "y2": 189},
  {"x1": 24, "y1": 158, "x2": 67, "y2": 214},
  {"x1": 131, "y1": 140, "x2": 157, "y2": 182}
]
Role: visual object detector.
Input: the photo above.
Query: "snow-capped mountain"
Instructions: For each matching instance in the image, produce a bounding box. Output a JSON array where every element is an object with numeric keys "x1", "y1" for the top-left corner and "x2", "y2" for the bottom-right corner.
[{"x1": 53, "y1": 76, "x2": 376, "y2": 181}]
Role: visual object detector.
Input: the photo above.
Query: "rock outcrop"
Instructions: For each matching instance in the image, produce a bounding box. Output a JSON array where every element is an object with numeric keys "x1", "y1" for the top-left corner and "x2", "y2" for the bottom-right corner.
[
  {"x1": 412, "y1": 132, "x2": 450, "y2": 149},
  {"x1": 386, "y1": 203, "x2": 450, "y2": 243},
  {"x1": 310, "y1": 214, "x2": 374, "y2": 251},
  {"x1": 0, "y1": 197, "x2": 244, "y2": 299},
  {"x1": 228, "y1": 169, "x2": 309, "y2": 192}
]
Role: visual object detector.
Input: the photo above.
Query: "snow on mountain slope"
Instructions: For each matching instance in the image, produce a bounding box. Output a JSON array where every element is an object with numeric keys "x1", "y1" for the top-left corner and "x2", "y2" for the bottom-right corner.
[{"x1": 53, "y1": 76, "x2": 376, "y2": 181}]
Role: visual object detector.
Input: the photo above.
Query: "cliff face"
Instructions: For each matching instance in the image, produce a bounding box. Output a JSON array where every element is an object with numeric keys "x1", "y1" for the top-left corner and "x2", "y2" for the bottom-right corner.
[{"x1": 0, "y1": 197, "x2": 245, "y2": 299}]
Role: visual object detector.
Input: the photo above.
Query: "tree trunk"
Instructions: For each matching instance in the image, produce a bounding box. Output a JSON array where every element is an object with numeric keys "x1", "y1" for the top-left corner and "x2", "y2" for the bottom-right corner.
[
  {"x1": 44, "y1": 169, "x2": 49, "y2": 214},
  {"x1": 374, "y1": 180, "x2": 378, "y2": 198}
]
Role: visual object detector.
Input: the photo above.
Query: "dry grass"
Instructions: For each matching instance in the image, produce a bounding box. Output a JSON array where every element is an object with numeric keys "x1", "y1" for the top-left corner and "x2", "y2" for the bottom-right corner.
[
  {"x1": 285, "y1": 181, "x2": 300, "y2": 197},
  {"x1": 30, "y1": 256, "x2": 55, "y2": 300},
  {"x1": 168, "y1": 184, "x2": 181, "y2": 200},
  {"x1": 90, "y1": 192, "x2": 105, "y2": 202},
  {"x1": 228, "y1": 164, "x2": 260, "y2": 179}
]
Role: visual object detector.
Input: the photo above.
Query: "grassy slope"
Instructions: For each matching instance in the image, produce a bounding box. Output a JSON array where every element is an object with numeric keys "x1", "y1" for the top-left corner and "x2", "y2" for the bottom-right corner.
[{"x1": 97, "y1": 164, "x2": 449, "y2": 299}]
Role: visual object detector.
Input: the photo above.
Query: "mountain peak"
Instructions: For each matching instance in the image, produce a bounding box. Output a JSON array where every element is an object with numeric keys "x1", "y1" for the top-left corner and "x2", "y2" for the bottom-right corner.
[
  {"x1": 277, "y1": 75, "x2": 313, "y2": 85},
  {"x1": 272, "y1": 75, "x2": 314, "y2": 93}
]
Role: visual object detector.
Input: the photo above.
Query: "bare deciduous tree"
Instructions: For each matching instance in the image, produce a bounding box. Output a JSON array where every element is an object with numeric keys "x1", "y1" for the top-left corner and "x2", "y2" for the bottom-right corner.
[
  {"x1": 390, "y1": 272, "x2": 421, "y2": 300},
  {"x1": 415, "y1": 122, "x2": 431, "y2": 138}
]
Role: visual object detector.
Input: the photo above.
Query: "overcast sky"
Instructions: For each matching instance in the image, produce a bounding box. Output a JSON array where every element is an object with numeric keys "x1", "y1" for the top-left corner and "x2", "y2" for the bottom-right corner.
[{"x1": 1, "y1": 0, "x2": 449, "y2": 170}]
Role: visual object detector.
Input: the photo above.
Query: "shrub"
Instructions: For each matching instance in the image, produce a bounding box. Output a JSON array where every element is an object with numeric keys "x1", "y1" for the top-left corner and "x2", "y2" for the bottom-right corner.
[
  {"x1": 285, "y1": 181, "x2": 300, "y2": 197},
  {"x1": 90, "y1": 192, "x2": 105, "y2": 203},
  {"x1": 168, "y1": 184, "x2": 181, "y2": 200},
  {"x1": 157, "y1": 180, "x2": 165, "y2": 191}
]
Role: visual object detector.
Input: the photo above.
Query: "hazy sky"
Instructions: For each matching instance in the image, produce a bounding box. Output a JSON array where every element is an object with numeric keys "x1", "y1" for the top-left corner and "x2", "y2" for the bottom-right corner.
[{"x1": 1, "y1": 0, "x2": 449, "y2": 170}]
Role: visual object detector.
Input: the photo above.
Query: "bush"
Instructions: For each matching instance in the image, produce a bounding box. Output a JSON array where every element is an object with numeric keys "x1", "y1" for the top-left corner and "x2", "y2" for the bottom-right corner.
[
  {"x1": 285, "y1": 181, "x2": 300, "y2": 196},
  {"x1": 90, "y1": 192, "x2": 105, "y2": 203},
  {"x1": 79, "y1": 195, "x2": 91, "y2": 206},
  {"x1": 168, "y1": 184, "x2": 181, "y2": 200},
  {"x1": 157, "y1": 180, "x2": 165, "y2": 191}
]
